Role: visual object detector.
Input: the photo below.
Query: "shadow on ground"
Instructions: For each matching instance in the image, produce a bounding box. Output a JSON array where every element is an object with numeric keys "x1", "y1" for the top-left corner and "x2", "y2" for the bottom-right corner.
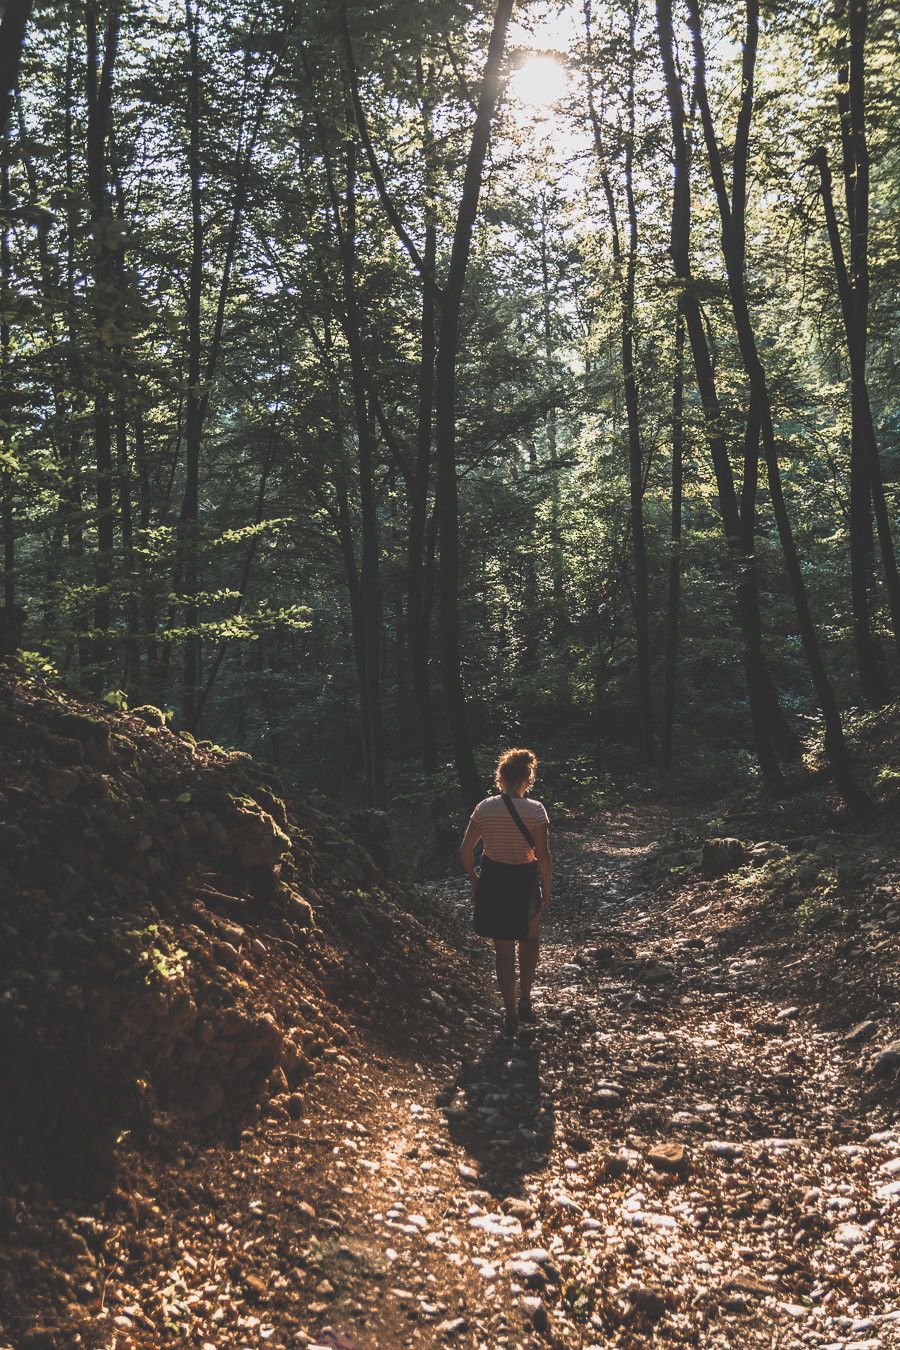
[{"x1": 441, "y1": 1029, "x2": 555, "y2": 1198}]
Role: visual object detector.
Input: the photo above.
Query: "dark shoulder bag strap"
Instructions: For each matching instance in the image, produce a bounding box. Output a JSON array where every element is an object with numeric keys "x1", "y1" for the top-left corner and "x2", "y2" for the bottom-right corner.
[{"x1": 500, "y1": 791, "x2": 535, "y2": 849}]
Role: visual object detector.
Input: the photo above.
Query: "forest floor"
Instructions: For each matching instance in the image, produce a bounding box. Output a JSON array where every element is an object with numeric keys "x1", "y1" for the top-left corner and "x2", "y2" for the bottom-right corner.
[{"x1": 7, "y1": 799, "x2": 898, "y2": 1350}]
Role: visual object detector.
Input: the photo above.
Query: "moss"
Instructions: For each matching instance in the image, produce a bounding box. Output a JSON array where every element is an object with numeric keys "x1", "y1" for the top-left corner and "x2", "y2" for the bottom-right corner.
[
  {"x1": 131, "y1": 705, "x2": 170, "y2": 729},
  {"x1": 248, "y1": 786, "x2": 288, "y2": 829}
]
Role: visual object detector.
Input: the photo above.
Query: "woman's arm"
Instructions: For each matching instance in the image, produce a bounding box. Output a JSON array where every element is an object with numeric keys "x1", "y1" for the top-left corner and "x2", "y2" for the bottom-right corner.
[
  {"x1": 533, "y1": 819, "x2": 552, "y2": 910},
  {"x1": 459, "y1": 817, "x2": 482, "y2": 893}
]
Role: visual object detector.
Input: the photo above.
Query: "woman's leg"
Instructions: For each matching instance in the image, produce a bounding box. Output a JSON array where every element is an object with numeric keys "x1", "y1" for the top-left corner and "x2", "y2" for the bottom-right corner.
[
  {"x1": 518, "y1": 930, "x2": 540, "y2": 1003},
  {"x1": 493, "y1": 940, "x2": 517, "y2": 1015}
]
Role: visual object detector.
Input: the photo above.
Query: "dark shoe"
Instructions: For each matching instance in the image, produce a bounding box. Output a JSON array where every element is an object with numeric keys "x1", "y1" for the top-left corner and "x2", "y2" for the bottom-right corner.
[
  {"x1": 518, "y1": 996, "x2": 536, "y2": 1024},
  {"x1": 502, "y1": 1011, "x2": 519, "y2": 1037}
]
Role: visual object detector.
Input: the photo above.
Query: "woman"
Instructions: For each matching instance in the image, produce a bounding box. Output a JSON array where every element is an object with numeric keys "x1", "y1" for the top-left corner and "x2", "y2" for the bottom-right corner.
[{"x1": 459, "y1": 748, "x2": 552, "y2": 1035}]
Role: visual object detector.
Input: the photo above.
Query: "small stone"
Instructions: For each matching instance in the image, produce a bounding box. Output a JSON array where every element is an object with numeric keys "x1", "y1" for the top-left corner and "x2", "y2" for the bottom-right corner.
[
  {"x1": 647, "y1": 1142, "x2": 688, "y2": 1175},
  {"x1": 593, "y1": 1089, "x2": 622, "y2": 1109},
  {"x1": 244, "y1": 1274, "x2": 268, "y2": 1299},
  {"x1": 506, "y1": 1259, "x2": 544, "y2": 1288},
  {"x1": 708, "y1": 1140, "x2": 742, "y2": 1158},
  {"x1": 844, "y1": 1019, "x2": 877, "y2": 1045},
  {"x1": 436, "y1": 1317, "x2": 467, "y2": 1336},
  {"x1": 872, "y1": 1042, "x2": 900, "y2": 1074},
  {"x1": 833, "y1": 1222, "x2": 867, "y2": 1246},
  {"x1": 628, "y1": 1285, "x2": 669, "y2": 1321},
  {"x1": 521, "y1": 1296, "x2": 549, "y2": 1332}
]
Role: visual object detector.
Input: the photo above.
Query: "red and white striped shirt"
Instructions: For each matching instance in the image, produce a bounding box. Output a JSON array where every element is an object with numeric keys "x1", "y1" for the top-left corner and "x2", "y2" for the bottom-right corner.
[{"x1": 469, "y1": 794, "x2": 549, "y2": 864}]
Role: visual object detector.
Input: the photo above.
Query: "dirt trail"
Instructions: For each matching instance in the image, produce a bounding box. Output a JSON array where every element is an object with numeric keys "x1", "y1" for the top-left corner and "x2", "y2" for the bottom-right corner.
[{"x1": 13, "y1": 807, "x2": 899, "y2": 1350}]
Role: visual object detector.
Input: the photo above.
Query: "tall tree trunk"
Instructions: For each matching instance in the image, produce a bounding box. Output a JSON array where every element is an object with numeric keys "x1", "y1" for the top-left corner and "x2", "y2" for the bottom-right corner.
[
  {"x1": 661, "y1": 303, "x2": 684, "y2": 770},
  {"x1": 656, "y1": 0, "x2": 796, "y2": 787},
  {"x1": 434, "y1": 0, "x2": 515, "y2": 810},
  {"x1": 842, "y1": 3, "x2": 900, "y2": 659},
  {"x1": 621, "y1": 2, "x2": 653, "y2": 765},
  {"x1": 180, "y1": 2, "x2": 279, "y2": 727},
  {"x1": 539, "y1": 191, "x2": 565, "y2": 636},
  {"x1": 1, "y1": 152, "x2": 13, "y2": 609},
  {"x1": 407, "y1": 217, "x2": 438, "y2": 769},
  {"x1": 84, "y1": 0, "x2": 122, "y2": 693},
  {"x1": 342, "y1": 143, "x2": 385, "y2": 807},
  {"x1": 180, "y1": 0, "x2": 204, "y2": 726},
  {"x1": 812, "y1": 146, "x2": 885, "y2": 703},
  {"x1": 0, "y1": 0, "x2": 33, "y2": 141},
  {"x1": 686, "y1": 0, "x2": 868, "y2": 812},
  {"x1": 585, "y1": 0, "x2": 653, "y2": 765}
]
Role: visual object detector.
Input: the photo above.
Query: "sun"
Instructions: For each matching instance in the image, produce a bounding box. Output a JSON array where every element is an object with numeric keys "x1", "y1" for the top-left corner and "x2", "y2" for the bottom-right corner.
[{"x1": 509, "y1": 55, "x2": 568, "y2": 110}]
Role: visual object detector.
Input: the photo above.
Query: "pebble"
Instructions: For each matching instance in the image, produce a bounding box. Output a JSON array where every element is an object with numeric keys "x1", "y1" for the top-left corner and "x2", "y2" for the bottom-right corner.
[
  {"x1": 833, "y1": 1222, "x2": 867, "y2": 1246},
  {"x1": 708, "y1": 1140, "x2": 742, "y2": 1158}
]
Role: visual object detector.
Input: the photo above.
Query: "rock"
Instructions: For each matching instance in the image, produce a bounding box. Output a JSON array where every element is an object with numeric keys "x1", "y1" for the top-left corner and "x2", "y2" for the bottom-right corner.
[
  {"x1": 647, "y1": 1141, "x2": 688, "y2": 1176},
  {"x1": 244, "y1": 1273, "x2": 268, "y2": 1299},
  {"x1": 833, "y1": 1222, "x2": 867, "y2": 1246},
  {"x1": 502, "y1": 1197, "x2": 535, "y2": 1223},
  {"x1": 131, "y1": 704, "x2": 169, "y2": 728},
  {"x1": 223, "y1": 794, "x2": 291, "y2": 869},
  {"x1": 702, "y1": 838, "x2": 746, "y2": 879},
  {"x1": 436, "y1": 1317, "x2": 467, "y2": 1336},
  {"x1": 708, "y1": 1140, "x2": 742, "y2": 1158},
  {"x1": 42, "y1": 766, "x2": 79, "y2": 801},
  {"x1": 844, "y1": 1019, "x2": 877, "y2": 1045},
  {"x1": 871, "y1": 1041, "x2": 900, "y2": 1075},
  {"x1": 723, "y1": 1271, "x2": 772, "y2": 1300},
  {"x1": 506, "y1": 1259, "x2": 545, "y2": 1288},
  {"x1": 592, "y1": 1089, "x2": 622, "y2": 1109},
  {"x1": 20, "y1": 1329, "x2": 58, "y2": 1350},
  {"x1": 521, "y1": 1297, "x2": 549, "y2": 1332},
  {"x1": 627, "y1": 1285, "x2": 669, "y2": 1321}
]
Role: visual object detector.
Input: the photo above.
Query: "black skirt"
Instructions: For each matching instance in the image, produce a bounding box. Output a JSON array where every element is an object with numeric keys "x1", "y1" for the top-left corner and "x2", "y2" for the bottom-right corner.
[{"x1": 472, "y1": 855, "x2": 540, "y2": 940}]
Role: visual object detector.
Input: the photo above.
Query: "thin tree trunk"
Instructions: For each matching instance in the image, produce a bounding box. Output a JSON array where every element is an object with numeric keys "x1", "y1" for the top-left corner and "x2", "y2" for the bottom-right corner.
[
  {"x1": 434, "y1": 0, "x2": 515, "y2": 810},
  {"x1": 656, "y1": 0, "x2": 795, "y2": 786},
  {"x1": 585, "y1": 0, "x2": 653, "y2": 765},
  {"x1": 342, "y1": 142, "x2": 385, "y2": 807},
  {"x1": 621, "y1": 2, "x2": 653, "y2": 765},
  {"x1": 0, "y1": 0, "x2": 33, "y2": 141},
  {"x1": 407, "y1": 63, "x2": 439, "y2": 771},
  {"x1": 661, "y1": 303, "x2": 684, "y2": 770},
  {"x1": 84, "y1": 0, "x2": 122, "y2": 693},
  {"x1": 1, "y1": 152, "x2": 13, "y2": 609},
  {"x1": 180, "y1": 2, "x2": 280, "y2": 728},
  {"x1": 686, "y1": 0, "x2": 868, "y2": 811},
  {"x1": 540, "y1": 191, "x2": 565, "y2": 636},
  {"x1": 817, "y1": 39, "x2": 900, "y2": 662},
  {"x1": 180, "y1": 0, "x2": 204, "y2": 724}
]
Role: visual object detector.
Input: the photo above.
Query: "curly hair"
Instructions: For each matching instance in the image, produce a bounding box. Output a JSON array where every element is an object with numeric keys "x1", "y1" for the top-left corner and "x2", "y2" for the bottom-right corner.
[{"x1": 494, "y1": 747, "x2": 538, "y2": 792}]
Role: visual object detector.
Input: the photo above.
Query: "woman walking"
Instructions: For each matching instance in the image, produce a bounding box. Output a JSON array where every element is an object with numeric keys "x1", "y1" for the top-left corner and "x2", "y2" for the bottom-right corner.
[{"x1": 459, "y1": 748, "x2": 553, "y2": 1035}]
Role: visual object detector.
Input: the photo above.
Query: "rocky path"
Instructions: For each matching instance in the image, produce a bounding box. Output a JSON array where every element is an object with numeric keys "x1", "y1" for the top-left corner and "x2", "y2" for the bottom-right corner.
[{"x1": 16, "y1": 808, "x2": 899, "y2": 1350}]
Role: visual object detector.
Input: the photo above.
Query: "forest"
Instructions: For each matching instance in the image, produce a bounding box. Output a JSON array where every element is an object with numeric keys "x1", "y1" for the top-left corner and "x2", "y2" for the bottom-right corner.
[
  {"x1": 2, "y1": 5, "x2": 900, "y2": 1345},
  {"x1": 0, "y1": 0, "x2": 898, "y2": 811}
]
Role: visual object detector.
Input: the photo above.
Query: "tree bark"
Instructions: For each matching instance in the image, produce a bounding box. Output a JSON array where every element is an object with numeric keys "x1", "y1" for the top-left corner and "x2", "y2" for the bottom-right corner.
[
  {"x1": 661, "y1": 303, "x2": 684, "y2": 770},
  {"x1": 84, "y1": 0, "x2": 122, "y2": 693},
  {"x1": 686, "y1": 0, "x2": 868, "y2": 812},
  {"x1": 656, "y1": 0, "x2": 797, "y2": 786},
  {"x1": 0, "y1": 0, "x2": 33, "y2": 141},
  {"x1": 434, "y1": 0, "x2": 515, "y2": 810},
  {"x1": 585, "y1": 0, "x2": 653, "y2": 765}
]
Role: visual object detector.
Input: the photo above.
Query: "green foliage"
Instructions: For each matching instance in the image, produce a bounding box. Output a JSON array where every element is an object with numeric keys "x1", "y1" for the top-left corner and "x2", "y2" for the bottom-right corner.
[{"x1": 1, "y1": 0, "x2": 897, "y2": 805}]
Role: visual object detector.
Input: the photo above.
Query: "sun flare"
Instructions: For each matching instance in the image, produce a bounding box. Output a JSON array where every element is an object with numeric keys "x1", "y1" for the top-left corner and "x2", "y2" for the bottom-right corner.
[{"x1": 509, "y1": 55, "x2": 568, "y2": 110}]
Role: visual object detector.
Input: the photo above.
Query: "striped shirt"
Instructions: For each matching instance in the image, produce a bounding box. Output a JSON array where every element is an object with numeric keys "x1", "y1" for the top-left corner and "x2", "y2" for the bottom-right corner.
[{"x1": 469, "y1": 794, "x2": 549, "y2": 865}]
